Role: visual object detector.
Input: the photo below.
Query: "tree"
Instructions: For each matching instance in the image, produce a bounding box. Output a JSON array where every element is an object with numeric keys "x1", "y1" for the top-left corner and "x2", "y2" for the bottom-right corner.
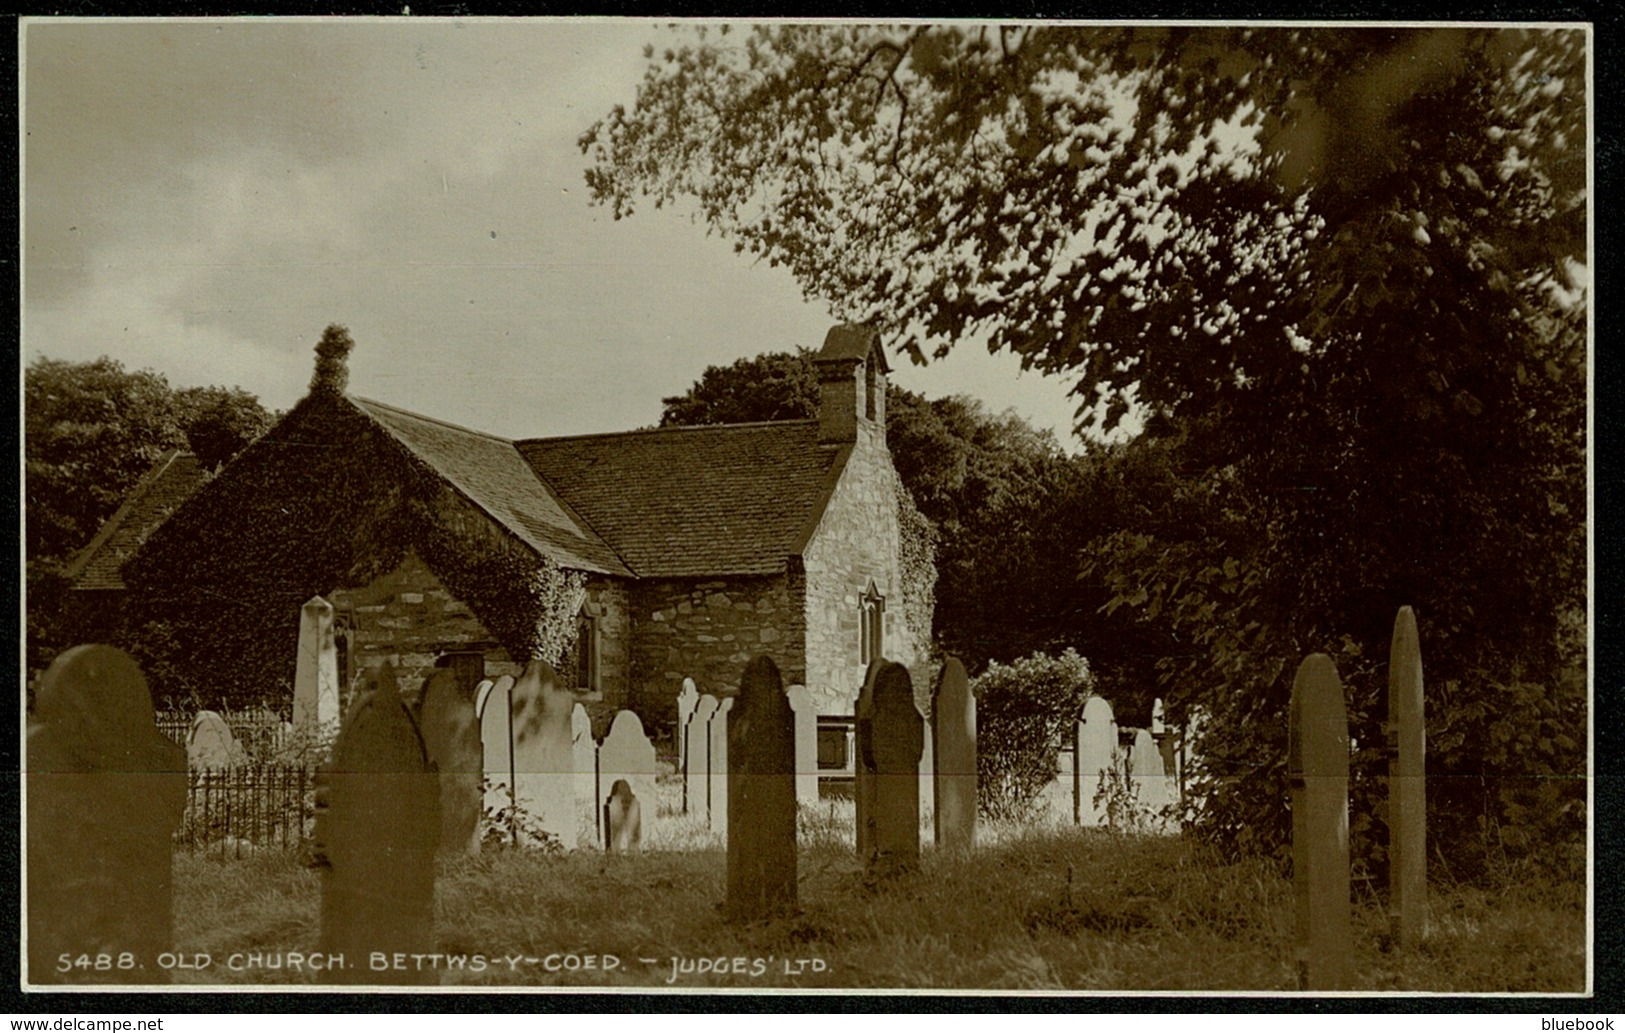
[
  {"x1": 24, "y1": 355, "x2": 274, "y2": 674},
  {"x1": 585, "y1": 25, "x2": 1587, "y2": 875}
]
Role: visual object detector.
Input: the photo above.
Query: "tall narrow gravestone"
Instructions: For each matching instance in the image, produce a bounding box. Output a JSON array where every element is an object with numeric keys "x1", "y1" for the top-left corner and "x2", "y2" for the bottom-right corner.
[
  {"x1": 315, "y1": 664, "x2": 440, "y2": 986},
  {"x1": 676, "y1": 678, "x2": 699, "y2": 810},
  {"x1": 727, "y1": 656, "x2": 799, "y2": 920},
  {"x1": 599, "y1": 711, "x2": 658, "y2": 850},
  {"x1": 293, "y1": 595, "x2": 340, "y2": 735},
  {"x1": 686, "y1": 694, "x2": 720, "y2": 823},
  {"x1": 919, "y1": 716, "x2": 935, "y2": 827},
  {"x1": 418, "y1": 668, "x2": 482, "y2": 857},
  {"x1": 931, "y1": 657, "x2": 977, "y2": 851},
  {"x1": 861, "y1": 661, "x2": 924, "y2": 879},
  {"x1": 1388, "y1": 606, "x2": 1427, "y2": 947},
  {"x1": 510, "y1": 661, "x2": 576, "y2": 848},
  {"x1": 26, "y1": 646, "x2": 186, "y2": 985},
  {"x1": 1129, "y1": 727, "x2": 1170, "y2": 821},
  {"x1": 1289, "y1": 654, "x2": 1353, "y2": 991},
  {"x1": 1076, "y1": 696, "x2": 1117, "y2": 826},
  {"x1": 708, "y1": 697, "x2": 735, "y2": 836},
  {"x1": 478, "y1": 676, "x2": 515, "y2": 828},
  {"x1": 854, "y1": 662, "x2": 880, "y2": 859},
  {"x1": 786, "y1": 685, "x2": 820, "y2": 808},
  {"x1": 572, "y1": 704, "x2": 599, "y2": 841}
]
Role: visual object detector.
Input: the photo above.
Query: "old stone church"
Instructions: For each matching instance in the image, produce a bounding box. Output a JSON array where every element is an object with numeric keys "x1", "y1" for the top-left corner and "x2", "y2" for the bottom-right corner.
[{"x1": 69, "y1": 325, "x2": 932, "y2": 729}]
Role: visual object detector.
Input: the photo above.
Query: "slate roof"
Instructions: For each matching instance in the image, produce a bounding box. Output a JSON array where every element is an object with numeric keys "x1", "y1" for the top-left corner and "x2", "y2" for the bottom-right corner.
[
  {"x1": 66, "y1": 450, "x2": 209, "y2": 590},
  {"x1": 518, "y1": 422, "x2": 848, "y2": 578},
  {"x1": 350, "y1": 397, "x2": 632, "y2": 578}
]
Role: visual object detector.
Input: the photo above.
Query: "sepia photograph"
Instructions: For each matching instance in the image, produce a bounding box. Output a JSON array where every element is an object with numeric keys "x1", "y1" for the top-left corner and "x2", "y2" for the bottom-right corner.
[{"x1": 19, "y1": 17, "x2": 1591, "y2": 996}]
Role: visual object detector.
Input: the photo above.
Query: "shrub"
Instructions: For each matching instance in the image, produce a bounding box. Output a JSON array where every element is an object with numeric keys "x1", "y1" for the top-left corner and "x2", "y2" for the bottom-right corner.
[{"x1": 973, "y1": 648, "x2": 1095, "y2": 822}]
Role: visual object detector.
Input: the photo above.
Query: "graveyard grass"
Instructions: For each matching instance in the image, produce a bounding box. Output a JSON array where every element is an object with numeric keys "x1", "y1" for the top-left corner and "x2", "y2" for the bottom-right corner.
[{"x1": 169, "y1": 782, "x2": 1585, "y2": 992}]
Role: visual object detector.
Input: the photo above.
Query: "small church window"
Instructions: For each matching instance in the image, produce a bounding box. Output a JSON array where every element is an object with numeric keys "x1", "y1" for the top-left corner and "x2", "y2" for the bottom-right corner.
[
  {"x1": 859, "y1": 582, "x2": 885, "y2": 665},
  {"x1": 574, "y1": 604, "x2": 601, "y2": 694},
  {"x1": 864, "y1": 358, "x2": 877, "y2": 421}
]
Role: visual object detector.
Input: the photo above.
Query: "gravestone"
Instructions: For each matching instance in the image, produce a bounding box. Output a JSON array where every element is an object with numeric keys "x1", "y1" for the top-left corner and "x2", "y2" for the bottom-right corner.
[
  {"x1": 572, "y1": 704, "x2": 598, "y2": 842},
  {"x1": 26, "y1": 646, "x2": 186, "y2": 985},
  {"x1": 861, "y1": 661, "x2": 924, "y2": 878},
  {"x1": 293, "y1": 595, "x2": 340, "y2": 736},
  {"x1": 1040, "y1": 746, "x2": 1075, "y2": 825},
  {"x1": 931, "y1": 657, "x2": 977, "y2": 851},
  {"x1": 707, "y1": 697, "x2": 735, "y2": 836},
  {"x1": 676, "y1": 677, "x2": 699, "y2": 808},
  {"x1": 1129, "y1": 727, "x2": 1170, "y2": 822},
  {"x1": 1388, "y1": 605, "x2": 1427, "y2": 947},
  {"x1": 315, "y1": 663, "x2": 440, "y2": 986},
  {"x1": 187, "y1": 710, "x2": 245, "y2": 770},
  {"x1": 418, "y1": 668, "x2": 482, "y2": 856},
  {"x1": 786, "y1": 685, "x2": 820, "y2": 807},
  {"x1": 1076, "y1": 696, "x2": 1117, "y2": 826},
  {"x1": 478, "y1": 676, "x2": 515, "y2": 825},
  {"x1": 605, "y1": 780, "x2": 642, "y2": 853},
  {"x1": 853, "y1": 662, "x2": 880, "y2": 859},
  {"x1": 599, "y1": 710, "x2": 658, "y2": 849},
  {"x1": 1289, "y1": 653, "x2": 1353, "y2": 991},
  {"x1": 509, "y1": 660, "x2": 576, "y2": 848},
  {"x1": 686, "y1": 694, "x2": 720, "y2": 822},
  {"x1": 726, "y1": 656, "x2": 798, "y2": 920}
]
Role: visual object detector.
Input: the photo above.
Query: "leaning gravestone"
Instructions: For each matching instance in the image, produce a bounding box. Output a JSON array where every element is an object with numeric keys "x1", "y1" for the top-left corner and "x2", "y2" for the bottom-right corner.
[
  {"x1": 1289, "y1": 653, "x2": 1353, "y2": 991},
  {"x1": 676, "y1": 678, "x2": 699, "y2": 807},
  {"x1": 478, "y1": 676, "x2": 515, "y2": 826},
  {"x1": 1076, "y1": 696, "x2": 1117, "y2": 826},
  {"x1": 418, "y1": 668, "x2": 482, "y2": 857},
  {"x1": 572, "y1": 704, "x2": 598, "y2": 842},
  {"x1": 786, "y1": 685, "x2": 820, "y2": 807},
  {"x1": 1388, "y1": 605, "x2": 1427, "y2": 947},
  {"x1": 686, "y1": 694, "x2": 720, "y2": 822},
  {"x1": 862, "y1": 661, "x2": 924, "y2": 879},
  {"x1": 315, "y1": 663, "x2": 440, "y2": 986},
  {"x1": 605, "y1": 780, "x2": 642, "y2": 853},
  {"x1": 510, "y1": 661, "x2": 576, "y2": 848},
  {"x1": 293, "y1": 595, "x2": 341, "y2": 736},
  {"x1": 931, "y1": 657, "x2": 977, "y2": 851},
  {"x1": 26, "y1": 646, "x2": 186, "y2": 985},
  {"x1": 707, "y1": 697, "x2": 735, "y2": 836},
  {"x1": 599, "y1": 710, "x2": 658, "y2": 849},
  {"x1": 853, "y1": 662, "x2": 881, "y2": 860},
  {"x1": 919, "y1": 715, "x2": 935, "y2": 826},
  {"x1": 727, "y1": 656, "x2": 798, "y2": 920},
  {"x1": 187, "y1": 710, "x2": 245, "y2": 770},
  {"x1": 1129, "y1": 727, "x2": 1170, "y2": 822}
]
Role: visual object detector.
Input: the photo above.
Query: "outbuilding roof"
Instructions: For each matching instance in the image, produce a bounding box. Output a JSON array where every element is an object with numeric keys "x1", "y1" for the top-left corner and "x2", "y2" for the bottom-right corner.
[{"x1": 65, "y1": 451, "x2": 209, "y2": 591}]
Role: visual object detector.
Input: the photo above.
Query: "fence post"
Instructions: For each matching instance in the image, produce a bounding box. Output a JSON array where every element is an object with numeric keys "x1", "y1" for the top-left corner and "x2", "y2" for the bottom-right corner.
[
  {"x1": 1389, "y1": 605, "x2": 1427, "y2": 947},
  {"x1": 1289, "y1": 653, "x2": 1354, "y2": 991},
  {"x1": 726, "y1": 656, "x2": 798, "y2": 920},
  {"x1": 26, "y1": 646, "x2": 186, "y2": 985},
  {"x1": 314, "y1": 663, "x2": 440, "y2": 985}
]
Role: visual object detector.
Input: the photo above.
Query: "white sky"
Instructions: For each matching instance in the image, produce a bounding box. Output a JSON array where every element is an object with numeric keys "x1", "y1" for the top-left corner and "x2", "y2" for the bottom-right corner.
[{"x1": 21, "y1": 18, "x2": 1091, "y2": 448}]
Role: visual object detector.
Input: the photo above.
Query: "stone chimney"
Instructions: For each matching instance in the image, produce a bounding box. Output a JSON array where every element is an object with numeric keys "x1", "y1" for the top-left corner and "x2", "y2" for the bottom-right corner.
[{"x1": 812, "y1": 324, "x2": 888, "y2": 444}]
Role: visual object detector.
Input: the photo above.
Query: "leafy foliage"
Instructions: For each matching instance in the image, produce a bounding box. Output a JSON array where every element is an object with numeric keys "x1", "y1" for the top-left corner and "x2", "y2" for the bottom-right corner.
[
  {"x1": 972, "y1": 648, "x2": 1095, "y2": 822},
  {"x1": 587, "y1": 25, "x2": 1587, "y2": 877},
  {"x1": 25, "y1": 355, "x2": 274, "y2": 676}
]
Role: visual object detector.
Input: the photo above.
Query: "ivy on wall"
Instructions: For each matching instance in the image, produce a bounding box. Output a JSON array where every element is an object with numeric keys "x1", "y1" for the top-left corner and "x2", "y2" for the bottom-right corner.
[
  {"x1": 120, "y1": 387, "x2": 584, "y2": 709},
  {"x1": 894, "y1": 472, "x2": 938, "y2": 675}
]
